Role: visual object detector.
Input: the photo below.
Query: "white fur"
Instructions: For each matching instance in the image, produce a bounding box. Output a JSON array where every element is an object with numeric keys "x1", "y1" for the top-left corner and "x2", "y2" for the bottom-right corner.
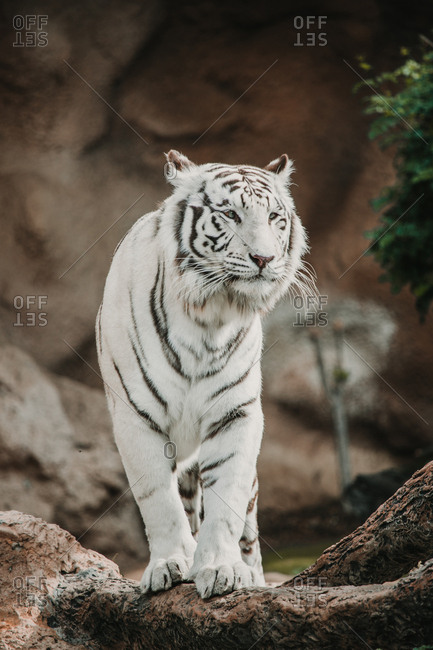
[{"x1": 97, "y1": 153, "x2": 311, "y2": 598}]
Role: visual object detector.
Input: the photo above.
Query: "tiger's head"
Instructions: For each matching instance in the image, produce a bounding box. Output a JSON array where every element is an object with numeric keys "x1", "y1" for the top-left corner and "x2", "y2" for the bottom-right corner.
[{"x1": 162, "y1": 150, "x2": 313, "y2": 314}]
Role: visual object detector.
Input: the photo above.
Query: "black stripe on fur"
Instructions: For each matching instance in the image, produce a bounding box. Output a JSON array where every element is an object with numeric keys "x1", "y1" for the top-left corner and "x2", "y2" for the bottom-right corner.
[
  {"x1": 202, "y1": 476, "x2": 218, "y2": 489},
  {"x1": 200, "y1": 324, "x2": 251, "y2": 378},
  {"x1": 129, "y1": 287, "x2": 168, "y2": 410},
  {"x1": 113, "y1": 361, "x2": 165, "y2": 435},
  {"x1": 189, "y1": 206, "x2": 205, "y2": 259},
  {"x1": 209, "y1": 366, "x2": 251, "y2": 400},
  {"x1": 203, "y1": 397, "x2": 257, "y2": 442},
  {"x1": 200, "y1": 452, "x2": 235, "y2": 475},
  {"x1": 174, "y1": 200, "x2": 188, "y2": 251},
  {"x1": 149, "y1": 261, "x2": 186, "y2": 377},
  {"x1": 129, "y1": 335, "x2": 168, "y2": 411}
]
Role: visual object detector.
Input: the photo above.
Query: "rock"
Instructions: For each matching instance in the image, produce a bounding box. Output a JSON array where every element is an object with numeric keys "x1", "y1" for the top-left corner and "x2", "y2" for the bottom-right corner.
[
  {"x1": 0, "y1": 0, "x2": 431, "y2": 451},
  {"x1": 0, "y1": 0, "x2": 165, "y2": 369},
  {"x1": 0, "y1": 510, "x2": 120, "y2": 650},
  {"x1": 0, "y1": 0, "x2": 432, "y2": 452},
  {"x1": 262, "y1": 295, "x2": 433, "y2": 451},
  {"x1": 0, "y1": 345, "x2": 148, "y2": 571},
  {"x1": 343, "y1": 446, "x2": 433, "y2": 518},
  {"x1": 258, "y1": 399, "x2": 399, "y2": 514},
  {"x1": 261, "y1": 297, "x2": 424, "y2": 451},
  {"x1": 0, "y1": 1, "x2": 433, "y2": 549}
]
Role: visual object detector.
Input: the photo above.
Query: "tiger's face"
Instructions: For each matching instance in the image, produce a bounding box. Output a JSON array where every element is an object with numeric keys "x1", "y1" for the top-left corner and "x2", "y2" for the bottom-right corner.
[{"x1": 164, "y1": 151, "x2": 310, "y2": 312}]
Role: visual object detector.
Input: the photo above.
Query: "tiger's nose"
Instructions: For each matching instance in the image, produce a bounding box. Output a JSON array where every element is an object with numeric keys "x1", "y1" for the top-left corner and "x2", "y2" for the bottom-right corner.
[{"x1": 249, "y1": 253, "x2": 275, "y2": 269}]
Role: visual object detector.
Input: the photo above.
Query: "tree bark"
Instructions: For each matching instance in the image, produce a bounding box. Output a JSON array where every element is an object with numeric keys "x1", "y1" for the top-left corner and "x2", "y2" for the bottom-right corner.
[
  {"x1": 1, "y1": 461, "x2": 433, "y2": 650},
  {"x1": 46, "y1": 559, "x2": 433, "y2": 650},
  {"x1": 284, "y1": 460, "x2": 433, "y2": 588}
]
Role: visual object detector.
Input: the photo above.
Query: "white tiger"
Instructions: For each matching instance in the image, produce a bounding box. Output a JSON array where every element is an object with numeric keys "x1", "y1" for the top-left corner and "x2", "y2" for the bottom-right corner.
[{"x1": 96, "y1": 150, "x2": 310, "y2": 599}]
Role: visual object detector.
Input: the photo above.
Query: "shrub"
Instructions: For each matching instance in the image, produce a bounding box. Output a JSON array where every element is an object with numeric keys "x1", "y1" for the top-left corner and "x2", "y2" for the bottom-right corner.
[{"x1": 357, "y1": 44, "x2": 433, "y2": 319}]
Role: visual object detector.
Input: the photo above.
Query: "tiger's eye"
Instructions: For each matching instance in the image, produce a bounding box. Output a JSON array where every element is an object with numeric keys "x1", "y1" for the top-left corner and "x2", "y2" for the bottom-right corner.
[
  {"x1": 269, "y1": 212, "x2": 278, "y2": 222},
  {"x1": 223, "y1": 210, "x2": 241, "y2": 223}
]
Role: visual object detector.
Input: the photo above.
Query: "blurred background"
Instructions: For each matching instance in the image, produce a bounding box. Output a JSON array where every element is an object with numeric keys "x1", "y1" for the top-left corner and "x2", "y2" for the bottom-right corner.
[{"x1": 0, "y1": 0, "x2": 432, "y2": 577}]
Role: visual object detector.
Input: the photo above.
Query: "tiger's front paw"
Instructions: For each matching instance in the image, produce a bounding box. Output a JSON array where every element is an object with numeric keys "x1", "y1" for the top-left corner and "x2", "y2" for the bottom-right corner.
[
  {"x1": 192, "y1": 561, "x2": 262, "y2": 599},
  {"x1": 140, "y1": 554, "x2": 194, "y2": 594}
]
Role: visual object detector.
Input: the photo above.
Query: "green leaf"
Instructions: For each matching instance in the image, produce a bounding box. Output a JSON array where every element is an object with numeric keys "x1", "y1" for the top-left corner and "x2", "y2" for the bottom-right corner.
[{"x1": 355, "y1": 42, "x2": 433, "y2": 319}]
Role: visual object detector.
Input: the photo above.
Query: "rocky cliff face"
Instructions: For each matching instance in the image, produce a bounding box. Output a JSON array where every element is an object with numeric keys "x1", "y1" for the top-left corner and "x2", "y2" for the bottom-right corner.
[
  {"x1": 0, "y1": 0, "x2": 432, "y2": 566},
  {"x1": 0, "y1": 345, "x2": 148, "y2": 570}
]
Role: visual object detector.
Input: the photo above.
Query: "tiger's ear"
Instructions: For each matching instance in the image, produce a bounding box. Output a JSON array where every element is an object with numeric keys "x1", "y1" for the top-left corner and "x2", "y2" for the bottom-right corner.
[
  {"x1": 166, "y1": 150, "x2": 195, "y2": 172},
  {"x1": 165, "y1": 150, "x2": 196, "y2": 185},
  {"x1": 264, "y1": 154, "x2": 294, "y2": 185}
]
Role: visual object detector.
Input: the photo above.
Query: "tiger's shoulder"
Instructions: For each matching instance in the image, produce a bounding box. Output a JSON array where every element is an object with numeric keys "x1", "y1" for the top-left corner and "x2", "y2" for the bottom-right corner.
[{"x1": 112, "y1": 208, "x2": 163, "y2": 260}]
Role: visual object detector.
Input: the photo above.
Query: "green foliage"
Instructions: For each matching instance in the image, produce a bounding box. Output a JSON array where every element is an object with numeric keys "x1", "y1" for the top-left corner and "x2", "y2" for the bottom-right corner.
[
  {"x1": 263, "y1": 541, "x2": 332, "y2": 575},
  {"x1": 333, "y1": 366, "x2": 349, "y2": 385},
  {"x1": 357, "y1": 46, "x2": 433, "y2": 319}
]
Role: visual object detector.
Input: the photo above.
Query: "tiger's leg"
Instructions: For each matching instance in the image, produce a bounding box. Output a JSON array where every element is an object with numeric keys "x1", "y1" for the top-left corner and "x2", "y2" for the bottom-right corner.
[
  {"x1": 111, "y1": 402, "x2": 197, "y2": 593},
  {"x1": 178, "y1": 462, "x2": 202, "y2": 538},
  {"x1": 239, "y1": 475, "x2": 264, "y2": 578},
  {"x1": 189, "y1": 398, "x2": 265, "y2": 598}
]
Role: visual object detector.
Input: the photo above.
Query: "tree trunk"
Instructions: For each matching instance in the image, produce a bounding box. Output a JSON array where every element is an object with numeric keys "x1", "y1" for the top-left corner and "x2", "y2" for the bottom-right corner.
[
  {"x1": 284, "y1": 460, "x2": 433, "y2": 588},
  {"x1": 1, "y1": 461, "x2": 433, "y2": 650},
  {"x1": 46, "y1": 559, "x2": 433, "y2": 650}
]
